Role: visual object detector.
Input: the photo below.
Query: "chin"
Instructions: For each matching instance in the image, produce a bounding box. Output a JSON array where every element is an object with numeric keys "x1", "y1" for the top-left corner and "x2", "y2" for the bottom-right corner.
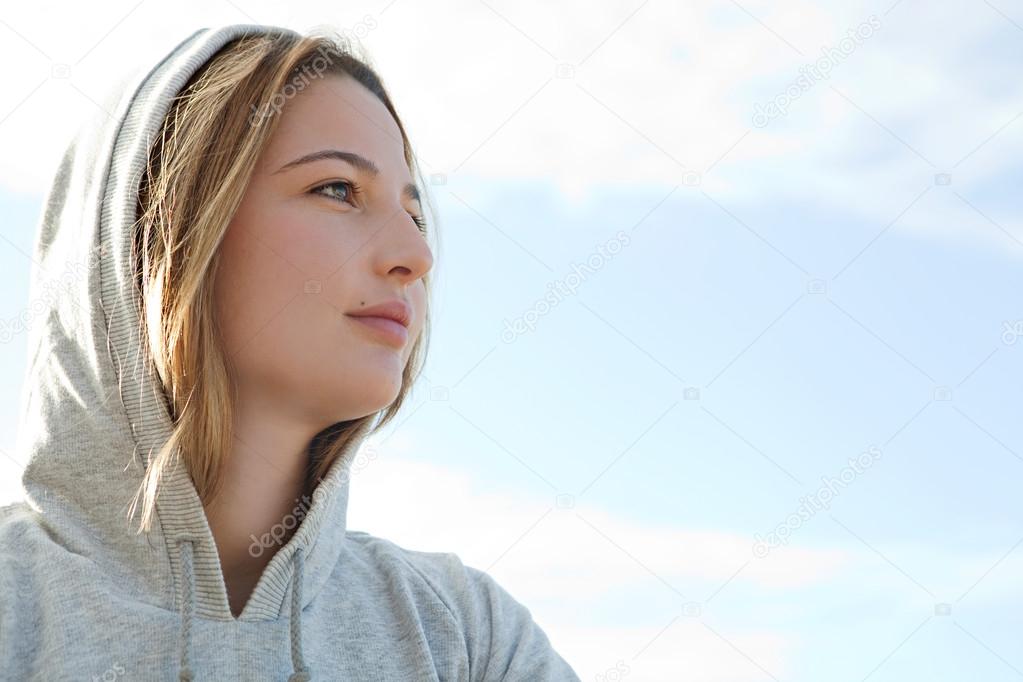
[
  {"x1": 365, "y1": 383, "x2": 402, "y2": 414},
  {"x1": 349, "y1": 365, "x2": 405, "y2": 412}
]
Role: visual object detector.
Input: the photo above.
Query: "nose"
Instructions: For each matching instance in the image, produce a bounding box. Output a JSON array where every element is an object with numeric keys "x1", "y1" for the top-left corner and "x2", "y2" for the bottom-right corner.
[{"x1": 373, "y1": 205, "x2": 434, "y2": 285}]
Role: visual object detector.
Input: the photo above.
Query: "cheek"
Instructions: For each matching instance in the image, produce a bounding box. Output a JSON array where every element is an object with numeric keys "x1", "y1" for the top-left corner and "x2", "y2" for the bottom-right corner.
[
  {"x1": 216, "y1": 202, "x2": 358, "y2": 320},
  {"x1": 213, "y1": 203, "x2": 370, "y2": 380},
  {"x1": 231, "y1": 189, "x2": 362, "y2": 274},
  {"x1": 214, "y1": 217, "x2": 319, "y2": 354},
  {"x1": 214, "y1": 222, "x2": 301, "y2": 358},
  {"x1": 401, "y1": 282, "x2": 429, "y2": 361},
  {"x1": 410, "y1": 282, "x2": 428, "y2": 337}
]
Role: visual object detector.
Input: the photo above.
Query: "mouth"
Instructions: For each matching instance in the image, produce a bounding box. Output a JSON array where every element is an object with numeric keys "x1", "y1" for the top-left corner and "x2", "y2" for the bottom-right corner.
[
  {"x1": 345, "y1": 314, "x2": 409, "y2": 348},
  {"x1": 345, "y1": 298, "x2": 412, "y2": 348}
]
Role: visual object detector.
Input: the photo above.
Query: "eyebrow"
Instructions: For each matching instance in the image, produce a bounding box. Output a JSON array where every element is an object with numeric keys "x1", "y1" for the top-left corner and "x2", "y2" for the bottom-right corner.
[{"x1": 273, "y1": 149, "x2": 421, "y2": 204}]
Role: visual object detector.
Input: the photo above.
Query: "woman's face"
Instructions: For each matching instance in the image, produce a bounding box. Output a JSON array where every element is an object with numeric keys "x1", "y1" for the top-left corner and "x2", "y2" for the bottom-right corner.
[{"x1": 213, "y1": 74, "x2": 433, "y2": 427}]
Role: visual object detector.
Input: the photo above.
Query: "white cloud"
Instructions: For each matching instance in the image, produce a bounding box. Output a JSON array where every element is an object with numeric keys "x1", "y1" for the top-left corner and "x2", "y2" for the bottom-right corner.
[
  {"x1": 0, "y1": 455, "x2": 25, "y2": 508},
  {"x1": 549, "y1": 622, "x2": 794, "y2": 682},
  {"x1": 347, "y1": 431, "x2": 823, "y2": 680},
  {"x1": 4, "y1": 0, "x2": 1018, "y2": 217},
  {"x1": 3, "y1": 0, "x2": 1019, "y2": 265},
  {"x1": 348, "y1": 434, "x2": 850, "y2": 593}
]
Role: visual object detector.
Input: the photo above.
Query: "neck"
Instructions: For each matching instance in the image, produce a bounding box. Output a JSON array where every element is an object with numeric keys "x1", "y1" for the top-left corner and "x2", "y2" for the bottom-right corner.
[{"x1": 203, "y1": 390, "x2": 317, "y2": 617}]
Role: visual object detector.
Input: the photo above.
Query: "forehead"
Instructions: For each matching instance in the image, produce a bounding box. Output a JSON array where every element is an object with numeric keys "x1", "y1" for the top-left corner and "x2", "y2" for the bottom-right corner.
[{"x1": 260, "y1": 74, "x2": 408, "y2": 178}]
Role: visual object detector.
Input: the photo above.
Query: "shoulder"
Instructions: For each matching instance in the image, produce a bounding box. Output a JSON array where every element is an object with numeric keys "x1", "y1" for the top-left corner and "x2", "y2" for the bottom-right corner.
[
  {"x1": 0, "y1": 503, "x2": 49, "y2": 627},
  {"x1": 0, "y1": 499, "x2": 33, "y2": 530},
  {"x1": 0, "y1": 503, "x2": 40, "y2": 682},
  {"x1": 343, "y1": 530, "x2": 479, "y2": 611},
  {"x1": 0, "y1": 502, "x2": 54, "y2": 592},
  {"x1": 0, "y1": 501, "x2": 81, "y2": 601},
  {"x1": 0, "y1": 501, "x2": 46, "y2": 564},
  {"x1": 343, "y1": 530, "x2": 580, "y2": 681}
]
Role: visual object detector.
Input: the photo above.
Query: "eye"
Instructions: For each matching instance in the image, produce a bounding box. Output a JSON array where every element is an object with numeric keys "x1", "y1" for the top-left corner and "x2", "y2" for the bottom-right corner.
[
  {"x1": 410, "y1": 214, "x2": 428, "y2": 235},
  {"x1": 310, "y1": 179, "x2": 360, "y2": 206},
  {"x1": 311, "y1": 180, "x2": 428, "y2": 235}
]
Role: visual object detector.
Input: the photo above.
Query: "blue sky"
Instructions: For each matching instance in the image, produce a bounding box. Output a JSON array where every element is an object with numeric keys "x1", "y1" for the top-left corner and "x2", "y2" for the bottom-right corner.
[{"x1": 2, "y1": 1, "x2": 1022, "y2": 680}]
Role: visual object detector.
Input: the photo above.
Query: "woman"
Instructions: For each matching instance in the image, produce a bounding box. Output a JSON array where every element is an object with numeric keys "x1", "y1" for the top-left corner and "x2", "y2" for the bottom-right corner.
[{"x1": 0, "y1": 23, "x2": 580, "y2": 681}]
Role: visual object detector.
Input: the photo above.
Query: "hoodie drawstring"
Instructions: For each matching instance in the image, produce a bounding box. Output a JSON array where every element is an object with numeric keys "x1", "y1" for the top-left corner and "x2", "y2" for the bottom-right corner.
[
  {"x1": 288, "y1": 546, "x2": 310, "y2": 681},
  {"x1": 176, "y1": 539, "x2": 311, "y2": 681},
  {"x1": 178, "y1": 540, "x2": 196, "y2": 681}
]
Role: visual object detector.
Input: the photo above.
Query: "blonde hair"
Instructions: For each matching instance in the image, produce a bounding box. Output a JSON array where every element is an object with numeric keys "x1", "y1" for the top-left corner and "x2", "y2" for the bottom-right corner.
[{"x1": 128, "y1": 28, "x2": 437, "y2": 533}]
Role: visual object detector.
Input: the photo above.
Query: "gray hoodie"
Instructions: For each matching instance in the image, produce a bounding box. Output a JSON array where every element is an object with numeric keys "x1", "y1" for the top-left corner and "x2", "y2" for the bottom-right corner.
[{"x1": 0, "y1": 23, "x2": 580, "y2": 682}]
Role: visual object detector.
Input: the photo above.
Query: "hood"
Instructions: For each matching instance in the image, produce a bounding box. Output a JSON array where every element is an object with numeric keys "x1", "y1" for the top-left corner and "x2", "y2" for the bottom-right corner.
[{"x1": 14, "y1": 23, "x2": 374, "y2": 680}]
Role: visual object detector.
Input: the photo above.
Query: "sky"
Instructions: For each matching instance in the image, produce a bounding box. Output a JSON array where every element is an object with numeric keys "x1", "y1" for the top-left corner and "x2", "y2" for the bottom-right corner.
[{"x1": 1, "y1": 1, "x2": 1022, "y2": 680}]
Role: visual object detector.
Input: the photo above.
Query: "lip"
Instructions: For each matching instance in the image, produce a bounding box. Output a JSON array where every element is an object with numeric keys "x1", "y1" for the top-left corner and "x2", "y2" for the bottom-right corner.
[
  {"x1": 346, "y1": 315, "x2": 409, "y2": 347},
  {"x1": 345, "y1": 299, "x2": 412, "y2": 348}
]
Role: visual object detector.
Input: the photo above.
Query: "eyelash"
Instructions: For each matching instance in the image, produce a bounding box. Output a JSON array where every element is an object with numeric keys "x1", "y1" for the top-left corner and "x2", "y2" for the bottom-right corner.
[{"x1": 311, "y1": 180, "x2": 428, "y2": 234}]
